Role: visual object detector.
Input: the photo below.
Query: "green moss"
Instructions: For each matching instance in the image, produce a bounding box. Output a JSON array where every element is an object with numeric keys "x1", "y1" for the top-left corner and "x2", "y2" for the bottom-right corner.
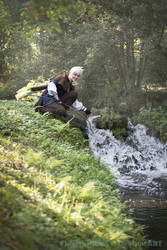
[{"x1": 96, "y1": 109, "x2": 128, "y2": 140}]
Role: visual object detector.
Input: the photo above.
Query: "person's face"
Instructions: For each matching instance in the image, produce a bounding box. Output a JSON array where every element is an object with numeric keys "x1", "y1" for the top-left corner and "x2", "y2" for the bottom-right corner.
[{"x1": 68, "y1": 72, "x2": 80, "y2": 83}]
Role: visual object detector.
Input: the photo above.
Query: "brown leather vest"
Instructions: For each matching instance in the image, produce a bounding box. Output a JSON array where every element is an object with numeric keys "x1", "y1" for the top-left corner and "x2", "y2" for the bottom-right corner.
[
  {"x1": 31, "y1": 74, "x2": 74, "y2": 93},
  {"x1": 51, "y1": 74, "x2": 74, "y2": 92}
]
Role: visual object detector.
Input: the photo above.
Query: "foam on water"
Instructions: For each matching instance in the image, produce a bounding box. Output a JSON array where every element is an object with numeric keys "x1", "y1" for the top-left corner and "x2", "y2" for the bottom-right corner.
[{"x1": 87, "y1": 118, "x2": 167, "y2": 197}]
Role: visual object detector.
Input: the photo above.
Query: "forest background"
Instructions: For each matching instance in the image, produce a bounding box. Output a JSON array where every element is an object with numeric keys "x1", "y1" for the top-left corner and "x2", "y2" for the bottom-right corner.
[{"x1": 0, "y1": 0, "x2": 167, "y2": 139}]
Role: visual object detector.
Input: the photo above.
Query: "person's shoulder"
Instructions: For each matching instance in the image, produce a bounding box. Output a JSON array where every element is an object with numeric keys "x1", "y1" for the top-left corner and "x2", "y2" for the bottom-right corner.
[{"x1": 50, "y1": 74, "x2": 66, "y2": 81}]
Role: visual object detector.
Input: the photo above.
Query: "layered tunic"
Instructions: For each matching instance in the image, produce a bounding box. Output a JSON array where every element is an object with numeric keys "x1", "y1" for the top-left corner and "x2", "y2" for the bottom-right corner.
[{"x1": 43, "y1": 74, "x2": 90, "y2": 114}]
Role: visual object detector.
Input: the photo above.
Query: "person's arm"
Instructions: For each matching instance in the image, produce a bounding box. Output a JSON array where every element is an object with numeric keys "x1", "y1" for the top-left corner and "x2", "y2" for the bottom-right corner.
[
  {"x1": 72, "y1": 99, "x2": 92, "y2": 116},
  {"x1": 48, "y1": 81, "x2": 61, "y2": 101}
]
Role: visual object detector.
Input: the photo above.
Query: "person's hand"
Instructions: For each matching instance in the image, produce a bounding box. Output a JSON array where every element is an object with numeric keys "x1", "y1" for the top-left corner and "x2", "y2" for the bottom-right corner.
[{"x1": 87, "y1": 113, "x2": 93, "y2": 118}]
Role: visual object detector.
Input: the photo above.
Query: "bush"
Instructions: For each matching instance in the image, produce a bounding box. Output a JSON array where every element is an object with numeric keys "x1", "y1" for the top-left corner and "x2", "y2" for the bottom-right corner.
[{"x1": 131, "y1": 106, "x2": 167, "y2": 142}]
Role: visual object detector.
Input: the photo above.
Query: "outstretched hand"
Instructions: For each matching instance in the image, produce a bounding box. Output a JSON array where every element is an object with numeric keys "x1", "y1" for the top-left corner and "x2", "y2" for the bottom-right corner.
[{"x1": 87, "y1": 113, "x2": 93, "y2": 118}]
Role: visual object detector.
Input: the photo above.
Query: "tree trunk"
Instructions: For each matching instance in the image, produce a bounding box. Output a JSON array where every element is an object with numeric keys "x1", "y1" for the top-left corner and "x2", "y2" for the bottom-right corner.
[{"x1": 0, "y1": 51, "x2": 5, "y2": 74}]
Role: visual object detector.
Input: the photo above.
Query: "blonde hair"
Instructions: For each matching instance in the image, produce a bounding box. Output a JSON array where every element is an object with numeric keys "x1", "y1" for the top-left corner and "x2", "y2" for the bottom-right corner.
[{"x1": 69, "y1": 66, "x2": 84, "y2": 76}]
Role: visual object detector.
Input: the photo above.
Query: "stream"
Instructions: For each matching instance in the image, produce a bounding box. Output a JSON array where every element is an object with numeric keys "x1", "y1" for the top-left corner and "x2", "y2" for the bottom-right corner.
[{"x1": 87, "y1": 118, "x2": 167, "y2": 249}]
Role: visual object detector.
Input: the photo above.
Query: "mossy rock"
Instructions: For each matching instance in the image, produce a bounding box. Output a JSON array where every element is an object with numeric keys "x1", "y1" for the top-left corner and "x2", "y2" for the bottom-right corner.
[
  {"x1": 95, "y1": 115, "x2": 129, "y2": 140},
  {"x1": 37, "y1": 105, "x2": 129, "y2": 140}
]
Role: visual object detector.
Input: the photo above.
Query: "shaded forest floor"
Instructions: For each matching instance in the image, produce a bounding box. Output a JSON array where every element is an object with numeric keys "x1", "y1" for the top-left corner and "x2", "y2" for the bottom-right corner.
[{"x1": 0, "y1": 100, "x2": 144, "y2": 250}]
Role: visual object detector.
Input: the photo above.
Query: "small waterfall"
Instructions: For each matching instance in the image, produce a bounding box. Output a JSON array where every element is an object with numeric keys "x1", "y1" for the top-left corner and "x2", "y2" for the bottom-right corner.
[{"x1": 87, "y1": 118, "x2": 167, "y2": 198}]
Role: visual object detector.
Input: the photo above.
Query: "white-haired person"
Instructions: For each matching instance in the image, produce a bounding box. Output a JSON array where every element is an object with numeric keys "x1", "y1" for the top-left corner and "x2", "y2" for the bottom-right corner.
[{"x1": 42, "y1": 66, "x2": 92, "y2": 117}]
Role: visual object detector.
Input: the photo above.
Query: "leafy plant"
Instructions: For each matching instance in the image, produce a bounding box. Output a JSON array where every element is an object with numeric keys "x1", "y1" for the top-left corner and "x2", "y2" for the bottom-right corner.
[
  {"x1": 0, "y1": 100, "x2": 145, "y2": 249},
  {"x1": 132, "y1": 106, "x2": 167, "y2": 142}
]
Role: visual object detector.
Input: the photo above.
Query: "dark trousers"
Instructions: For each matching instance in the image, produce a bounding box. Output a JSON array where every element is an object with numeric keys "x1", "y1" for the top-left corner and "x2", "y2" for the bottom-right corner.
[{"x1": 43, "y1": 90, "x2": 78, "y2": 116}]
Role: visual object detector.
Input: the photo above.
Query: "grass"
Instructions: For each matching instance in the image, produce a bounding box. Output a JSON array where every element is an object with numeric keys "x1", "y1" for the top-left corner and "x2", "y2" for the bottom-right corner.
[{"x1": 0, "y1": 100, "x2": 144, "y2": 250}]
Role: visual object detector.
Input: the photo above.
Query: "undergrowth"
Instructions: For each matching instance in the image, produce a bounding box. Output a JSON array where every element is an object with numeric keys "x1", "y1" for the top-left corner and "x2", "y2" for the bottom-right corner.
[
  {"x1": 131, "y1": 106, "x2": 167, "y2": 142},
  {"x1": 0, "y1": 100, "x2": 144, "y2": 250}
]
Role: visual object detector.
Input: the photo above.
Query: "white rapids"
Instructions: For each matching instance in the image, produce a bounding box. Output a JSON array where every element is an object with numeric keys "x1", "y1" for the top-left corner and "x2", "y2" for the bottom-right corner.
[{"x1": 87, "y1": 117, "x2": 167, "y2": 197}]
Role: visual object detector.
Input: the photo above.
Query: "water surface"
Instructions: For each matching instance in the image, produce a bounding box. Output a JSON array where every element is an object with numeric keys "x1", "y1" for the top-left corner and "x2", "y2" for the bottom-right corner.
[{"x1": 88, "y1": 119, "x2": 167, "y2": 249}]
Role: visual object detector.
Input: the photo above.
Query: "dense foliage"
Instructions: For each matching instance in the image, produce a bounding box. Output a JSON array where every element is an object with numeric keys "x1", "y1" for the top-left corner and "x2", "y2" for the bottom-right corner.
[
  {"x1": 132, "y1": 106, "x2": 167, "y2": 142},
  {"x1": 0, "y1": 100, "x2": 144, "y2": 249},
  {"x1": 0, "y1": 0, "x2": 167, "y2": 115}
]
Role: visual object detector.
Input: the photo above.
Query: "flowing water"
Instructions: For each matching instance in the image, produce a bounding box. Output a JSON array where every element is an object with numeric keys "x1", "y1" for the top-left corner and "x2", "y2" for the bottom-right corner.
[{"x1": 87, "y1": 118, "x2": 167, "y2": 249}]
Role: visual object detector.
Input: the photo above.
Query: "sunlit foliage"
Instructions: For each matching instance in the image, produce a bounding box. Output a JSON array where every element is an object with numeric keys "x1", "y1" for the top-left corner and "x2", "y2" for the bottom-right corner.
[{"x1": 0, "y1": 100, "x2": 144, "y2": 249}]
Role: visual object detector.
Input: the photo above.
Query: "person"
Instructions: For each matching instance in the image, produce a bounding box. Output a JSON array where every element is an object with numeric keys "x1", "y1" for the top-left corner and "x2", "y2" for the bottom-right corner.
[{"x1": 41, "y1": 66, "x2": 92, "y2": 118}]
